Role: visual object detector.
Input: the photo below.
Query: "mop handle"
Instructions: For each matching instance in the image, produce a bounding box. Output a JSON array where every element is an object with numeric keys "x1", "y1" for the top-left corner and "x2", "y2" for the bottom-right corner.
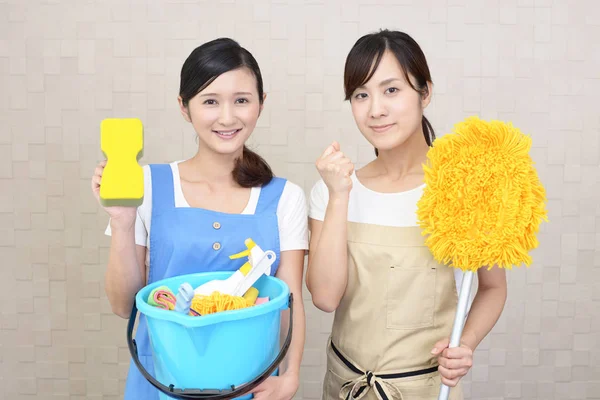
[{"x1": 437, "y1": 270, "x2": 474, "y2": 400}]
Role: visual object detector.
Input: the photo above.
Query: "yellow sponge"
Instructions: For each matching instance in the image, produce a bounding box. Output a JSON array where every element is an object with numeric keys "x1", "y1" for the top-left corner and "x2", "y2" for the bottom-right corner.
[
  {"x1": 242, "y1": 287, "x2": 259, "y2": 304},
  {"x1": 99, "y1": 118, "x2": 144, "y2": 207}
]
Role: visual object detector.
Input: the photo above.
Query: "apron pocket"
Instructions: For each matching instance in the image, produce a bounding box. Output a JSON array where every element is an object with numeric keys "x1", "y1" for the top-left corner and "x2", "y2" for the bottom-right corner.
[
  {"x1": 386, "y1": 264, "x2": 436, "y2": 330},
  {"x1": 324, "y1": 368, "x2": 349, "y2": 400},
  {"x1": 324, "y1": 341, "x2": 361, "y2": 400},
  {"x1": 387, "y1": 374, "x2": 439, "y2": 399}
]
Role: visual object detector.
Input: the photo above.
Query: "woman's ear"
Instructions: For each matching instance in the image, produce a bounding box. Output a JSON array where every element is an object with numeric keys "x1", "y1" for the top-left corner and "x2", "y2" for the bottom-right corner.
[
  {"x1": 178, "y1": 96, "x2": 192, "y2": 123},
  {"x1": 258, "y1": 92, "x2": 267, "y2": 116},
  {"x1": 421, "y1": 82, "x2": 433, "y2": 109}
]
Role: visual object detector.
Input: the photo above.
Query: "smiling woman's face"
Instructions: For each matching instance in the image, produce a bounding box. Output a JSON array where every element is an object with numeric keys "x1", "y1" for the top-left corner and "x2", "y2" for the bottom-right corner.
[
  {"x1": 179, "y1": 67, "x2": 263, "y2": 157},
  {"x1": 349, "y1": 50, "x2": 430, "y2": 152}
]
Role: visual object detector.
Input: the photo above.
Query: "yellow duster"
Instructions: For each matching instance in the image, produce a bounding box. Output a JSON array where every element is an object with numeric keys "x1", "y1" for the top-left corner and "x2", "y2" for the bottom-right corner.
[
  {"x1": 417, "y1": 116, "x2": 548, "y2": 272},
  {"x1": 417, "y1": 116, "x2": 548, "y2": 400}
]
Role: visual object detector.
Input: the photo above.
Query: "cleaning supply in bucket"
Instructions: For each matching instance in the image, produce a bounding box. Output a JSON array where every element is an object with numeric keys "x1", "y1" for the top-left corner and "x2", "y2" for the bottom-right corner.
[
  {"x1": 146, "y1": 238, "x2": 277, "y2": 317},
  {"x1": 190, "y1": 291, "x2": 254, "y2": 316},
  {"x1": 255, "y1": 297, "x2": 269, "y2": 305},
  {"x1": 174, "y1": 282, "x2": 194, "y2": 315},
  {"x1": 147, "y1": 286, "x2": 176, "y2": 310},
  {"x1": 194, "y1": 238, "x2": 276, "y2": 297},
  {"x1": 242, "y1": 287, "x2": 259, "y2": 304},
  {"x1": 147, "y1": 283, "x2": 268, "y2": 316}
]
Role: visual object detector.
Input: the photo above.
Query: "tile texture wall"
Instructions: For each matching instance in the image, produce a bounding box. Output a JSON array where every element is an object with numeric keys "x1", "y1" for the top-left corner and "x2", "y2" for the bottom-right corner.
[{"x1": 0, "y1": 0, "x2": 599, "y2": 399}]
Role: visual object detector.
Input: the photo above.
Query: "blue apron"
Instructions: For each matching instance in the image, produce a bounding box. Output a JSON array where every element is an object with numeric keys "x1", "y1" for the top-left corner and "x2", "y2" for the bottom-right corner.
[{"x1": 124, "y1": 163, "x2": 285, "y2": 400}]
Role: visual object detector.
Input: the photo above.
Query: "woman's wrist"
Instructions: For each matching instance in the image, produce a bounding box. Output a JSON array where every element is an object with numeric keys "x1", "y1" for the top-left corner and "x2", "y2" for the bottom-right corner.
[
  {"x1": 328, "y1": 192, "x2": 350, "y2": 205},
  {"x1": 110, "y1": 217, "x2": 136, "y2": 233},
  {"x1": 281, "y1": 368, "x2": 300, "y2": 385},
  {"x1": 460, "y1": 329, "x2": 478, "y2": 351}
]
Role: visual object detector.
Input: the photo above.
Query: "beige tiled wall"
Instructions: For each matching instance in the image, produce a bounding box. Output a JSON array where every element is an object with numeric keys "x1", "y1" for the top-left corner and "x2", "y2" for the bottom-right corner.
[{"x1": 1, "y1": 0, "x2": 599, "y2": 399}]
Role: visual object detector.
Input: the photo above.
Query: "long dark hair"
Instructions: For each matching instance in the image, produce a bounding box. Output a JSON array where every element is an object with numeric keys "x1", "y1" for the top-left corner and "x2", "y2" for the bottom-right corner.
[
  {"x1": 179, "y1": 38, "x2": 273, "y2": 187},
  {"x1": 343, "y1": 30, "x2": 435, "y2": 152}
]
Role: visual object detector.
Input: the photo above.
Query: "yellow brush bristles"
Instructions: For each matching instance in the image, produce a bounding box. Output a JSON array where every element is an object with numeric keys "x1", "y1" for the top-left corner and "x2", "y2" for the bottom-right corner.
[{"x1": 416, "y1": 116, "x2": 548, "y2": 272}]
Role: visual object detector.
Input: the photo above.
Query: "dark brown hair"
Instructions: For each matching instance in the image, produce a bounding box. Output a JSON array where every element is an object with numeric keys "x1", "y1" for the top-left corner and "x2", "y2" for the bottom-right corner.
[
  {"x1": 343, "y1": 29, "x2": 435, "y2": 149},
  {"x1": 179, "y1": 38, "x2": 273, "y2": 187}
]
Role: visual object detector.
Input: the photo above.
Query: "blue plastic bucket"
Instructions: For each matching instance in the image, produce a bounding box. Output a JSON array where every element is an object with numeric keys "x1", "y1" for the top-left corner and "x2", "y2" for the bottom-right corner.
[{"x1": 127, "y1": 271, "x2": 293, "y2": 399}]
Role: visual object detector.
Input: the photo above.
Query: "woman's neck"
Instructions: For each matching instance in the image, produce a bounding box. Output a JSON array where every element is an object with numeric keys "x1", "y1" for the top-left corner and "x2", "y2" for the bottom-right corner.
[
  {"x1": 372, "y1": 130, "x2": 430, "y2": 180},
  {"x1": 182, "y1": 146, "x2": 242, "y2": 186}
]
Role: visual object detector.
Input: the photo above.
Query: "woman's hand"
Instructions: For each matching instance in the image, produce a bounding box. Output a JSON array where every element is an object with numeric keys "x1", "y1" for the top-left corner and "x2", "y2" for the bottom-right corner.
[
  {"x1": 316, "y1": 141, "x2": 354, "y2": 196},
  {"x1": 250, "y1": 374, "x2": 299, "y2": 400},
  {"x1": 91, "y1": 160, "x2": 138, "y2": 229},
  {"x1": 431, "y1": 337, "x2": 473, "y2": 387}
]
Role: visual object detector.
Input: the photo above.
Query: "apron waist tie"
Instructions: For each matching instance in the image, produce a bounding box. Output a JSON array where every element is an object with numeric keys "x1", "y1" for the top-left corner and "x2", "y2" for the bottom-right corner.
[{"x1": 330, "y1": 341, "x2": 439, "y2": 400}]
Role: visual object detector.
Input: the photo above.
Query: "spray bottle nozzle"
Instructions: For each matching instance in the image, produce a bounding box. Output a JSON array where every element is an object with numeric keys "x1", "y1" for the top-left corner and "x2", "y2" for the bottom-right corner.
[{"x1": 174, "y1": 282, "x2": 194, "y2": 315}]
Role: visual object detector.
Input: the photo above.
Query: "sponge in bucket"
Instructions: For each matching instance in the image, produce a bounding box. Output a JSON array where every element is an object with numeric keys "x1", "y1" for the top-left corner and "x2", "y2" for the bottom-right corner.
[{"x1": 242, "y1": 287, "x2": 259, "y2": 304}]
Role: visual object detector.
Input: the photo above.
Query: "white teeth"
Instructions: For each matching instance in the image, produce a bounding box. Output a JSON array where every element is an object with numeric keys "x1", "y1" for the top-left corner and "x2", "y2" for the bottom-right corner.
[{"x1": 216, "y1": 129, "x2": 238, "y2": 136}]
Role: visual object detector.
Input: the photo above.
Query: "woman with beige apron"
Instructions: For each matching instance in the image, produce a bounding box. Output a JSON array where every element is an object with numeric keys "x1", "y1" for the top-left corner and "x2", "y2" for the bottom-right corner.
[{"x1": 306, "y1": 30, "x2": 507, "y2": 400}]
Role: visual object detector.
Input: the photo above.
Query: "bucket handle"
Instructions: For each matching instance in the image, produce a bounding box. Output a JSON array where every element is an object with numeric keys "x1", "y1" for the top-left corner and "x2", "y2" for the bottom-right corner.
[{"x1": 127, "y1": 293, "x2": 294, "y2": 399}]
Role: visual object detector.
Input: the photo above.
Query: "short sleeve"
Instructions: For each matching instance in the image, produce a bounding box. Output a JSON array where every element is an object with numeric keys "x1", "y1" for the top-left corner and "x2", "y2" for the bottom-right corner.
[
  {"x1": 104, "y1": 165, "x2": 151, "y2": 247},
  {"x1": 276, "y1": 181, "x2": 309, "y2": 252},
  {"x1": 308, "y1": 179, "x2": 329, "y2": 221}
]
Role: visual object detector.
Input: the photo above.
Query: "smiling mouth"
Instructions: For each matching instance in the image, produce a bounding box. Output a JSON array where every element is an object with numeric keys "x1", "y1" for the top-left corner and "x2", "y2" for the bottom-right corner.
[
  {"x1": 213, "y1": 129, "x2": 242, "y2": 139},
  {"x1": 370, "y1": 123, "x2": 395, "y2": 133}
]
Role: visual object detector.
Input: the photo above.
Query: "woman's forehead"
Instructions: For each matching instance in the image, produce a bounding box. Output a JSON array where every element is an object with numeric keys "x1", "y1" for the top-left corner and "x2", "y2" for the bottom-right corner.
[
  {"x1": 200, "y1": 68, "x2": 257, "y2": 93},
  {"x1": 365, "y1": 52, "x2": 408, "y2": 86}
]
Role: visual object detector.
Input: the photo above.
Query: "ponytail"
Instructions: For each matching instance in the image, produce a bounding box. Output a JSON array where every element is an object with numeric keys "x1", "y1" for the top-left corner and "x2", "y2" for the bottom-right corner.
[
  {"x1": 422, "y1": 115, "x2": 435, "y2": 146},
  {"x1": 233, "y1": 146, "x2": 273, "y2": 188}
]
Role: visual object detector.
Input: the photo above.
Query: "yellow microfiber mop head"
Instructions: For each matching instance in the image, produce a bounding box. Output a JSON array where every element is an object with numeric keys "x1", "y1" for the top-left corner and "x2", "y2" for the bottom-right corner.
[
  {"x1": 416, "y1": 116, "x2": 548, "y2": 272},
  {"x1": 190, "y1": 292, "x2": 254, "y2": 316}
]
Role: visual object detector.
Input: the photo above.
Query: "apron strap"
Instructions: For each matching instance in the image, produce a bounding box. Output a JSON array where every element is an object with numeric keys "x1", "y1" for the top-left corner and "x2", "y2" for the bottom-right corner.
[
  {"x1": 331, "y1": 341, "x2": 438, "y2": 400},
  {"x1": 149, "y1": 164, "x2": 175, "y2": 212},
  {"x1": 255, "y1": 177, "x2": 286, "y2": 214}
]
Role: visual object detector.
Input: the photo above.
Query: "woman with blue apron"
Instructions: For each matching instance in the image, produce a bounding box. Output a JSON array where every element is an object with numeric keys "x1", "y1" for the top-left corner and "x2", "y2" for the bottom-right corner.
[{"x1": 91, "y1": 38, "x2": 308, "y2": 400}]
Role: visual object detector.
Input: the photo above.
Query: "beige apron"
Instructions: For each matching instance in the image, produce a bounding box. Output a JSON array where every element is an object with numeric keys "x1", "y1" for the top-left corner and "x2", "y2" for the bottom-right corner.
[{"x1": 322, "y1": 222, "x2": 463, "y2": 400}]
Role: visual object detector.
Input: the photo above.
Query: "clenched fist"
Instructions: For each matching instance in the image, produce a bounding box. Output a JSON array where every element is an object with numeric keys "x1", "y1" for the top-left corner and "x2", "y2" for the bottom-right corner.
[{"x1": 316, "y1": 141, "x2": 354, "y2": 195}]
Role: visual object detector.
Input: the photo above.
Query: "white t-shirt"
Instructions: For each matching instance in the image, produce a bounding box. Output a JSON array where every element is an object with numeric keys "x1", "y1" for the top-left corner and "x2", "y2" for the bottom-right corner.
[
  {"x1": 308, "y1": 173, "x2": 467, "y2": 294},
  {"x1": 105, "y1": 161, "x2": 309, "y2": 267}
]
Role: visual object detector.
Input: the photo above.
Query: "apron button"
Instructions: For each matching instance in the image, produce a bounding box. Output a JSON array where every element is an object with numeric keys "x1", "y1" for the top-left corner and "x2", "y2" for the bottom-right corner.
[
  {"x1": 213, "y1": 222, "x2": 221, "y2": 230},
  {"x1": 212, "y1": 242, "x2": 221, "y2": 251}
]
